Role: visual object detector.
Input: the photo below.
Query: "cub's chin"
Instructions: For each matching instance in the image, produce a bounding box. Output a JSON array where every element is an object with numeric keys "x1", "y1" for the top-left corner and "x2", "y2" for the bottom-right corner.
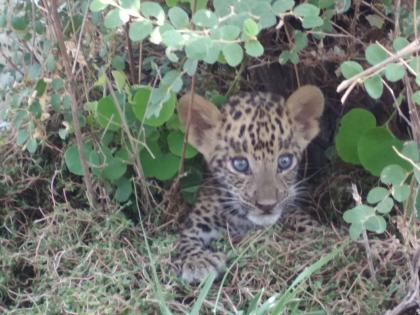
[{"x1": 247, "y1": 210, "x2": 284, "y2": 227}]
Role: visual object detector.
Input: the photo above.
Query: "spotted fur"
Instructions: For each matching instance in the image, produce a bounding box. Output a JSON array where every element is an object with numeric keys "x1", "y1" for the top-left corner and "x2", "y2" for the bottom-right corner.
[{"x1": 176, "y1": 86, "x2": 325, "y2": 283}]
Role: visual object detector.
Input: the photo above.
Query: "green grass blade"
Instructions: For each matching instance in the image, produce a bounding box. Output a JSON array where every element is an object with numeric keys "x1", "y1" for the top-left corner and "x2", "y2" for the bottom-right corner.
[{"x1": 189, "y1": 272, "x2": 217, "y2": 315}]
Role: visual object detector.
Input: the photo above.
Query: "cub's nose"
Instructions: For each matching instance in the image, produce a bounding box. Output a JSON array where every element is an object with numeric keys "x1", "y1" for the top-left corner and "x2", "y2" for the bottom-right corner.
[{"x1": 255, "y1": 201, "x2": 277, "y2": 212}]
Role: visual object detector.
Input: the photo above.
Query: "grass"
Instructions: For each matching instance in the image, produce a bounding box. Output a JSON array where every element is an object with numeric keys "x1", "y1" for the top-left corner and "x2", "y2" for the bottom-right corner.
[{"x1": 0, "y1": 137, "x2": 417, "y2": 315}]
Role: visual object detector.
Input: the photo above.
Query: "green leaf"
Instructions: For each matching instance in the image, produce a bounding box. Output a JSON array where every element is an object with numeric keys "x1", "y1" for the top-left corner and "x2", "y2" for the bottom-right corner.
[
  {"x1": 162, "y1": 30, "x2": 184, "y2": 48},
  {"x1": 214, "y1": 25, "x2": 241, "y2": 40},
  {"x1": 167, "y1": 131, "x2": 198, "y2": 158},
  {"x1": 401, "y1": 141, "x2": 419, "y2": 162},
  {"x1": 358, "y1": 128, "x2": 408, "y2": 176},
  {"x1": 243, "y1": 18, "x2": 259, "y2": 37},
  {"x1": 140, "y1": 145, "x2": 180, "y2": 181},
  {"x1": 416, "y1": 188, "x2": 420, "y2": 219},
  {"x1": 222, "y1": 43, "x2": 244, "y2": 67},
  {"x1": 365, "y1": 44, "x2": 388, "y2": 65},
  {"x1": 343, "y1": 205, "x2": 375, "y2": 224},
  {"x1": 64, "y1": 144, "x2": 91, "y2": 176},
  {"x1": 393, "y1": 37, "x2": 409, "y2": 51},
  {"x1": 364, "y1": 75, "x2": 383, "y2": 99},
  {"x1": 393, "y1": 184, "x2": 410, "y2": 202},
  {"x1": 272, "y1": 0, "x2": 295, "y2": 13},
  {"x1": 367, "y1": 187, "x2": 388, "y2": 204},
  {"x1": 146, "y1": 92, "x2": 176, "y2": 126},
  {"x1": 349, "y1": 223, "x2": 364, "y2": 240},
  {"x1": 376, "y1": 196, "x2": 394, "y2": 214},
  {"x1": 16, "y1": 129, "x2": 29, "y2": 146},
  {"x1": 96, "y1": 95, "x2": 122, "y2": 131},
  {"x1": 335, "y1": 108, "x2": 376, "y2": 164},
  {"x1": 294, "y1": 31, "x2": 308, "y2": 51},
  {"x1": 112, "y1": 70, "x2": 127, "y2": 91},
  {"x1": 90, "y1": 0, "x2": 109, "y2": 12},
  {"x1": 183, "y1": 59, "x2": 198, "y2": 76},
  {"x1": 279, "y1": 50, "x2": 299, "y2": 65},
  {"x1": 102, "y1": 157, "x2": 127, "y2": 181},
  {"x1": 26, "y1": 138, "x2": 38, "y2": 154},
  {"x1": 412, "y1": 91, "x2": 420, "y2": 105},
  {"x1": 340, "y1": 61, "x2": 363, "y2": 79},
  {"x1": 244, "y1": 40, "x2": 264, "y2": 57},
  {"x1": 185, "y1": 37, "x2": 212, "y2": 60},
  {"x1": 121, "y1": 0, "x2": 140, "y2": 10},
  {"x1": 132, "y1": 87, "x2": 151, "y2": 122},
  {"x1": 129, "y1": 20, "x2": 153, "y2": 42},
  {"x1": 192, "y1": 10, "x2": 218, "y2": 28},
  {"x1": 132, "y1": 88, "x2": 176, "y2": 126},
  {"x1": 302, "y1": 16, "x2": 324, "y2": 28},
  {"x1": 365, "y1": 215, "x2": 386, "y2": 233},
  {"x1": 104, "y1": 8, "x2": 129, "y2": 29},
  {"x1": 294, "y1": 3, "x2": 320, "y2": 17},
  {"x1": 380, "y1": 164, "x2": 406, "y2": 185},
  {"x1": 365, "y1": 14, "x2": 384, "y2": 29},
  {"x1": 168, "y1": 6, "x2": 189, "y2": 28},
  {"x1": 11, "y1": 16, "x2": 29, "y2": 31},
  {"x1": 161, "y1": 70, "x2": 183, "y2": 93},
  {"x1": 115, "y1": 177, "x2": 133, "y2": 202},
  {"x1": 384, "y1": 63, "x2": 405, "y2": 82},
  {"x1": 141, "y1": 2, "x2": 165, "y2": 25}
]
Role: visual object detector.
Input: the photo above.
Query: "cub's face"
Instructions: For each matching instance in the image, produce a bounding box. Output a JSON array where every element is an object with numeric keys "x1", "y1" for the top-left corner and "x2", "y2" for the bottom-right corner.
[{"x1": 178, "y1": 86, "x2": 324, "y2": 226}]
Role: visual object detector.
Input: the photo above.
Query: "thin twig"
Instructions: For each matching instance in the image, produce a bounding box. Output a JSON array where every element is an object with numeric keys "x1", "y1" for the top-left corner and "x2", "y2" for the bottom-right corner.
[
  {"x1": 125, "y1": 22, "x2": 136, "y2": 84},
  {"x1": 47, "y1": 0, "x2": 96, "y2": 208},
  {"x1": 337, "y1": 38, "x2": 420, "y2": 94}
]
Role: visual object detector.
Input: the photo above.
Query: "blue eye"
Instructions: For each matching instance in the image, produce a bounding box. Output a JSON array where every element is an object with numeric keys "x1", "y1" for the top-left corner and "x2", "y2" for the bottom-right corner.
[
  {"x1": 278, "y1": 154, "x2": 293, "y2": 171},
  {"x1": 232, "y1": 157, "x2": 249, "y2": 173}
]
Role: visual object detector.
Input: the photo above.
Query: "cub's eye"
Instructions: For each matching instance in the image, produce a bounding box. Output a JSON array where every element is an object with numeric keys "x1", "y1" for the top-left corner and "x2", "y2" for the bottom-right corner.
[
  {"x1": 231, "y1": 157, "x2": 249, "y2": 173},
  {"x1": 278, "y1": 154, "x2": 293, "y2": 171}
]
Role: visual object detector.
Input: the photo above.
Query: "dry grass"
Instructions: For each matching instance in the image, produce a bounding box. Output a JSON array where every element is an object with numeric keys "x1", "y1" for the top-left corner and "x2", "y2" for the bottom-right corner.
[{"x1": 0, "y1": 141, "x2": 417, "y2": 315}]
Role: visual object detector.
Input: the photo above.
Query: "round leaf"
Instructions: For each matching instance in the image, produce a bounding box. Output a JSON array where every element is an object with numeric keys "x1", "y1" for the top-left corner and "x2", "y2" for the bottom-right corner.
[
  {"x1": 393, "y1": 37, "x2": 409, "y2": 51},
  {"x1": 364, "y1": 75, "x2": 383, "y2": 99},
  {"x1": 192, "y1": 9, "x2": 217, "y2": 28},
  {"x1": 104, "y1": 8, "x2": 129, "y2": 29},
  {"x1": 401, "y1": 141, "x2": 419, "y2": 162},
  {"x1": 376, "y1": 196, "x2": 394, "y2": 214},
  {"x1": 185, "y1": 37, "x2": 212, "y2": 60},
  {"x1": 380, "y1": 164, "x2": 406, "y2": 185},
  {"x1": 222, "y1": 43, "x2": 244, "y2": 67},
  {"x1": 302, "y1": 16, "x2": 324, "y2": 28},
  {"x1": 168, "y1": 6, "x2": 189, "y2": 28},
  {"x1": 358, "y1": 128, "x2": 408, "y2": 176},
  {"x1": 129, "y1": 20, "x2": 153, "y2": 42},
  {"x1": 384, "y1": 63, "x2": 405, "y2": 82},
  {"x1": 162, "y1": 30, "x2": 184, "y2": 48},
  {"x1": 367, "y1": 187, "x2": 388, "y2": 204},
  {"x1": 115, "y1": 177, "x2": 133, "y2": 202},
  {"x1": 294, "y1": 3, "x2": 320, "y2": 17},
  {"x1": 96, "y1": 96, "x2": 122, "y2": 131},
  {"x1": 392, "y1": 184, "x2": 410, "y2": 202},
  {"x1": 141, "y1": 2, "x2": 165, "y2": 25},
  {"x1": 365, "y1": 215, "x2": 386, "y2": 233},
  {"x1": 102, "y1": 157, "x2": 127, "y2": 181},
  {"x1": 140, "y1": 149, "x2": 180, "y2": 181},
  {"x1": 243, "y1": 18, "x2": 259, "y2": 37},
  {"x1": 245, "y1": 40, "x2": 264, "y2": 57},
  {"x1": 335, "y1": 108, "x2": 376, "y2": 164},
  {"x1": 272, "y1": 0, "x2": 295, "y2": 13},
  {"x1": 64, "y1": 144, "x2": 91, "y2": 176},
  {"x1": 132, "y1": 87, "x2": 151, "y2": 122},
  {"x1": 365, "y1": 44, "x2": 388, "y2": 65},
  {"x1": 167, "y1": 131, "x2": 198, "y2": 158},
  {"x1": 340, "y1": 61, "x2": 363, "y2": 79}
]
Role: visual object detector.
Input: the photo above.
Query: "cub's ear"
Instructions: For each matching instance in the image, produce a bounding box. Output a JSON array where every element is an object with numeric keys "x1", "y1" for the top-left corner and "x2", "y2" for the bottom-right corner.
[
  {"x1": 285, "y1": 85, "x2": 324, "y2": 148},
  {"x1": 178, "y1": 92, "x2": 222, "y2": 158}
]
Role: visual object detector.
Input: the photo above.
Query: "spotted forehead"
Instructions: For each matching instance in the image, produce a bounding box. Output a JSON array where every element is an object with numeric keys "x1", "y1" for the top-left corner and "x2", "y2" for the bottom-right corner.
[{"x1": 218, "y1": 92, "x2": 295, "y2": 159}]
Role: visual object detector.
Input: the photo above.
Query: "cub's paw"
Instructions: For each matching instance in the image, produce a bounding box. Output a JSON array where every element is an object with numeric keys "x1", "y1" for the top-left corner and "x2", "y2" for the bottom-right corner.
[{"x1": 181, "y1": 250, "x2": 226, "y2": 284}]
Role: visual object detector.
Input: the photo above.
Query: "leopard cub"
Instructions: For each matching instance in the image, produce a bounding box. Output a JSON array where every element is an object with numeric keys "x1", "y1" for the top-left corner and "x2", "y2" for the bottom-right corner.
[{"x1": 176, "y1": 86, "x2": 324, "y2": 283}]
